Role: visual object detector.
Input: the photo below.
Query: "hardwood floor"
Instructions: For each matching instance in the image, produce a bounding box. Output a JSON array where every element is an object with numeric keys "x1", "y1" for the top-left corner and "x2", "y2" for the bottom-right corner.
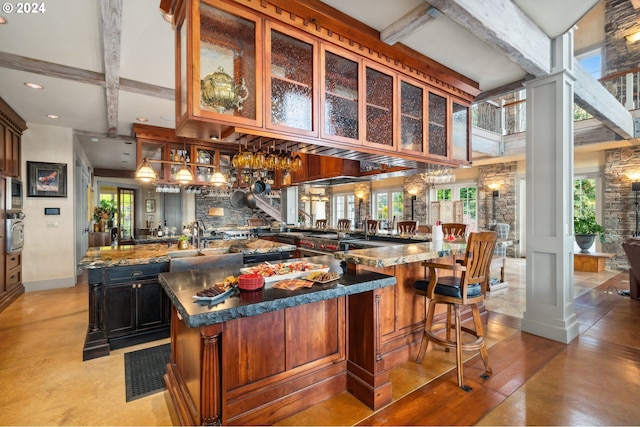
[{"x1": 0, "y1": 262, "x2": 638, "y2": 426}]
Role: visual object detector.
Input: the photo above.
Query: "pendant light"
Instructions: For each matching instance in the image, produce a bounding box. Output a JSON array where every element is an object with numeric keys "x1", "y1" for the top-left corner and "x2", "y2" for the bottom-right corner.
[
  {"x1": 135, "y1": 158, "x2": 156, "y2": 183},
  {"x1": 210, "y1": 167, "x2": 227, "y2": 187},
  {"x1": 175, "y1": 141, "x2": 193, "y2": 184}
]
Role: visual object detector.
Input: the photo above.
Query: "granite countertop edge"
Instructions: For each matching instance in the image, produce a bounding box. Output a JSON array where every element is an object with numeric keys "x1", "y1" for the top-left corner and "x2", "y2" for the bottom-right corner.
[{"x1": 161, "y1": 274, "x2": 397, "y2": 328}]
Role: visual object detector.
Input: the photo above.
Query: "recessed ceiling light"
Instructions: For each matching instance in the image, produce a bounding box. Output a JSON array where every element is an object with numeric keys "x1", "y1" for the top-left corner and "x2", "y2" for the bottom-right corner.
[
  {"x1": 47, "y1": 114, "x2": 60, "y2": 119},
  {"x1": 90, "y1": 137, "x2": 99, "y2": 142},
  {"x1": 0, "y1": 16, "x2": 7, "y2": 25},
  {"x1": 136, "y1": 117, "x2": 148, "y2": 122},
  {"x1": 24, "y1": 82, "x2": 43, "y2": 90}
]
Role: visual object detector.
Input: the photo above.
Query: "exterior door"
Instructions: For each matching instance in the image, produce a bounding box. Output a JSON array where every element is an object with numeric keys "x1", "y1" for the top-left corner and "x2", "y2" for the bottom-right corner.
[{"x1": 117, "y1": 188, "x2": 135, "y2": 244}]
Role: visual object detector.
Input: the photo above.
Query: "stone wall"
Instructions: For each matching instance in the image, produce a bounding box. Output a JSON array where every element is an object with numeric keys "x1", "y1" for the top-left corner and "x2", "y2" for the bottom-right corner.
[
  {"x1": 603, "y1": 146, "x2": 640, "y2": 269},
  {"x1": 194, "y1": 191, "x2": 278, "y2": 228},
  {"x1": 604, "y1": 0, "x2": 640, "y2": 75},
  {"x1": 478, "y1": 162, "x2": 518, "y2": 256}
]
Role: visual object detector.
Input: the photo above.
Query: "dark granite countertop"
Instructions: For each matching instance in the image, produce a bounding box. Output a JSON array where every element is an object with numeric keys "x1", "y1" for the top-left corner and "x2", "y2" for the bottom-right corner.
[{"x1": 158, "y1": 255, "x2": 396, "y2": 328}]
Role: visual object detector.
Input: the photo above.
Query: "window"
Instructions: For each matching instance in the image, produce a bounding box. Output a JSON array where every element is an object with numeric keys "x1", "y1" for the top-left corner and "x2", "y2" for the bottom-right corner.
[
  {"x1": 333, "y1": 193, "x2": 355, "y2": 225},
  {"x1": 372, "y1": 189, "x2": 403, "y2": 221},
  {"x1": 577, "y1": 49, "x2": 602, "y2": 80},
  {"x1": 574, "y1": 177, "x2": 597, "y2": 218},
  {"x1": 431, "y1": 183, "x2": 477, "y2": 231}
]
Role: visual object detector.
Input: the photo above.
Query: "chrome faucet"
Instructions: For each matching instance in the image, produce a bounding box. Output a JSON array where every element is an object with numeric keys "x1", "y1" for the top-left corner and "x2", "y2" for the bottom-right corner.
[{"x1": 191, "y1": 219, "x2": 206, "y2": 251}]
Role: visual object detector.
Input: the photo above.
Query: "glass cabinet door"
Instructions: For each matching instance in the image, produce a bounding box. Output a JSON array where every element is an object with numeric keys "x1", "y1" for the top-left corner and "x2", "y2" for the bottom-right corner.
[
  {"x1": 267, "y1": 23, "x2": 317, "y2": 136},
  {"x1": 322, "y1": 46, "x2": 360, "y2": 143},
  {"x1": 399, "y1": 78, "x2": 425, "y2": 154},
  {"x1": 452, "y1": 101, "x2": 469, "y2": 162},
  {"x1": 365, "y1": 63, "x2": 394, "y2": 150},
  {"x1": 197, "y1": 1, "x2": 260, "y2": 125},
  {"x1": 428, "y1": 91, "x2": 448, "y2": 157}
]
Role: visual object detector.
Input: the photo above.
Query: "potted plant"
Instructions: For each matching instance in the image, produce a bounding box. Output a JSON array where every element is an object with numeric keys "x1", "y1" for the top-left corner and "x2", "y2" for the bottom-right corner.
[
  {"x1": 92, "y1": 199, "x2": 117, "y2": 232},
  {"x1": 177, "y1": 235, "x2": 189, "y2": 250},
  {"x1": 574, "y1": 215, "x2": 604, "y2": 253}
]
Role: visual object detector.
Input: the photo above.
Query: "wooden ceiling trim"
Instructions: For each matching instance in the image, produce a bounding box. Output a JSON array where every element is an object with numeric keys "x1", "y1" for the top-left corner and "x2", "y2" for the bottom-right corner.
[
  {"x1": 101, "y1": 0, "x2": 123, "y2": 138},
  {"x1": 380, "y1": 4, "x2": 443, "y2": 46},
  {"x1": 0, "y1": 51, "x2": 174, "y2": 100}
]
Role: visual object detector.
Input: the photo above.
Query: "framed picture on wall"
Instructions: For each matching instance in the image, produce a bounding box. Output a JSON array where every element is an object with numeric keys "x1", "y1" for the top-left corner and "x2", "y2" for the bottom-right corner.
[
  {"x1": 145, "y1": 199, "x2": 156, "y2": 213},
  {"x1": 27, "y1": 161, "x2": 68, "y2": 197}
]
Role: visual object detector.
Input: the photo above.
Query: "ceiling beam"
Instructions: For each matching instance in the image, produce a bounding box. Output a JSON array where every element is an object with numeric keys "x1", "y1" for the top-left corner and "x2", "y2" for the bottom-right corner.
[
  {"x1": 0, "y1": 51, "x2": 174, "y2": 100},
  {"x1": 380, "y1": 3, "x2": 442, "y2": 45},
  {"x1": 101, "y1": 0, "x2": 122, "y2": 138},
  {"x1": 573, "y1": 59, "x2": 636, "y2": 141},
  {"x1": 427, "y1": 0, "x2": 551, "y2": 77}
]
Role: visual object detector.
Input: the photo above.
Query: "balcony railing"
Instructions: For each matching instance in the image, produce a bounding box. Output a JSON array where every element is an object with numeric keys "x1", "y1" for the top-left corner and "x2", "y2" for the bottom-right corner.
[{"x1": 472, "y1": 67, "x2": 640, "y2": 135}]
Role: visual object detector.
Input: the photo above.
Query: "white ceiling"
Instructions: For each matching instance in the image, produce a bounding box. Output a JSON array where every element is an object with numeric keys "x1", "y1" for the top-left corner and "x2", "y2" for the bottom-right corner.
[{"x1": 0, "y1": 0, "x2": 602, "y2": 172}]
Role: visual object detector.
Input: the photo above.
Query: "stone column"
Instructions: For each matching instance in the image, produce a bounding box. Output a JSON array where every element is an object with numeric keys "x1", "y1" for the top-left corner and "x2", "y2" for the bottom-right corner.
[{"x1": 521, "y1": 30, "x2": 579, "y2": 344}]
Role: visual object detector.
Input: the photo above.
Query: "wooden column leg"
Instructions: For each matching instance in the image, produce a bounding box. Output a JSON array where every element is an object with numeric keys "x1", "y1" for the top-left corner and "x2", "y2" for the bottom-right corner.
[{"x1": 201, "y1": 325, "x2": 224, "y2": 426}]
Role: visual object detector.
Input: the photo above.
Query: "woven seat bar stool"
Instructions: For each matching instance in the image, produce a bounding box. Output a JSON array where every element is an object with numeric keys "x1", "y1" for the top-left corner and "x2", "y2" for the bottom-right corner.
[
  {"x1": 315, "y1": 219, "x2": 328, "y2": 229},
  {"x1": 442, "y1": 223, "x2": 467, "y2": 237},
  {"x1": 397, "y1": 221, "x2": 417, "y2": 234},
  {"x1": 337, "y1": 219, "x2": 351, "y2": 231},
  {"x1": 364, "y1": 219, "x2": 378, "y2": 234},
  {"x1": 414, "y1": 231, "x2": 497, "y2": 391}
]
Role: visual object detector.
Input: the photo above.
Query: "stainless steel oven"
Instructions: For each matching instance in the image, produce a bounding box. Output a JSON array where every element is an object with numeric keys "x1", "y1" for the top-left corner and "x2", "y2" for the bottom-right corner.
[{"x1": 7, "y1": 211, "x2": 25, "y2": 253}]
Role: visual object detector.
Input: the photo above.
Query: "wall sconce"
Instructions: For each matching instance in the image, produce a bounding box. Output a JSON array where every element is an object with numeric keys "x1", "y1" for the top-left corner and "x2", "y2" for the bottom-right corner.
[
  {"x1": 488, "y1": 183, "x2": 500, "y2": 223},
  {"x1": 626, "y1": 31, "x2": 640, "y2": 44},
  {"x1": 407, "y1": 187, "x2": 418, "y2": 221}
]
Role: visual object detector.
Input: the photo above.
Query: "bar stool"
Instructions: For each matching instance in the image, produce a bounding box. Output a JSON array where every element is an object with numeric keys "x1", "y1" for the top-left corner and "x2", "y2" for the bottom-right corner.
[
  {"x1": 364, "y1": 219, "x2": 378, "y2": 234},
  {"x1": 417, "y1": 224, "x2": 432, "y2": 233},
  {"x1": 397, "y1": 221, "x2": 417, "y2": 234},
  {"x1": 442, "y1": 223, "x2": 466, "y2": 237},
  {"x1": 315, "y1": 219, "x2": 328, "y2": 229},
  {"x1": 415, "y1": 231, "x2": 498, "y2": 391},
  {"x1": 337, "y1": 219, "x2": 351, "y2": 231}
]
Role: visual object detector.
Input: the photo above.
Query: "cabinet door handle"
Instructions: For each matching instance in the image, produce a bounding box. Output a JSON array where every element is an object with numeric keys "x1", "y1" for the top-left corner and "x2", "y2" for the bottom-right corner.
[{"x1": 130, "y1": 271, "x2": 143, "y2": 277}]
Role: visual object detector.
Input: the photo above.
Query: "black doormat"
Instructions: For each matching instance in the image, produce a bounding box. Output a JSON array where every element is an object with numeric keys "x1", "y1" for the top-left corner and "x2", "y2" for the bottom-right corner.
[{"x1": 124, "y1": 343, "x2": 170, "y2": 402}]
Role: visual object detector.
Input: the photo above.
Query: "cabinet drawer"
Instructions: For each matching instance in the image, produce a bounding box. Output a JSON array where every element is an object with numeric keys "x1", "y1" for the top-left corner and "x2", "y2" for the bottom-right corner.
[
  {"x1": 7, "y1": 267, "x2": 21, "y2": 288},
  {"x1": 6, "y1": 252, "x2": 21, "y2": 270},
  {"x1": 104, "y1": 263, "x2": 167, "y2": 284}
]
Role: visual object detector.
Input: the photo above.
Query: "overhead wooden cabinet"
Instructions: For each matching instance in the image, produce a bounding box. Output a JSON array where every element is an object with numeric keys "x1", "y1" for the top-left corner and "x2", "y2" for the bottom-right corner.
[
  {"x1": 165, "y1": 0, "x2": 478, "y2": 168},
  {"x1": 0, "y1": 97, "x2": 25, "y2": 313},
  {"x1": 266, "y1": 21, "x2": 318, "y2": 137}
]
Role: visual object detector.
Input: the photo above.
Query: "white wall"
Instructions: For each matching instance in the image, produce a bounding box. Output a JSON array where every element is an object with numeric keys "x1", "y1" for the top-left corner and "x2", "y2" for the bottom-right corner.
[{"x1": 22, "y1": 123, "x2": 76, "y2": 291}]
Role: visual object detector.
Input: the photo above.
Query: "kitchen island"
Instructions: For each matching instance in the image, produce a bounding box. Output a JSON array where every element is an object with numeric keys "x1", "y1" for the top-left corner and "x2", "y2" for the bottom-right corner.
[
  {"x1": 78, "y1": 239, "x2": 295, "y2": 360},
  {"x1": 159, "y1": 255, "x2": 396, "y2": 426}
]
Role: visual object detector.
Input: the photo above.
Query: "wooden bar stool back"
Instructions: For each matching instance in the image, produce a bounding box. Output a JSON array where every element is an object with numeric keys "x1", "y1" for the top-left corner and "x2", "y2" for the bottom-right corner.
[
  {"x1": 315, "y1": 219, "x2": 328, "y2": 229},
  {"x1": 365, "y1": 219, "x2": 379, "y2": 234},
  {"x1": 417, "y1": 224, "x2": 432, "y2": 233},
  {"x1": 415, "y1": 231, "x2": 498, "y2": 391},
  {"x1": 397, "y1": 221, "x2": 417, "y2": 234},
  {"x1": 337, "y1": 219, "x2": 351, "y2": 231},
  {"x1": 442, "y1": 223, "x2": 467, "y2": 237}
]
